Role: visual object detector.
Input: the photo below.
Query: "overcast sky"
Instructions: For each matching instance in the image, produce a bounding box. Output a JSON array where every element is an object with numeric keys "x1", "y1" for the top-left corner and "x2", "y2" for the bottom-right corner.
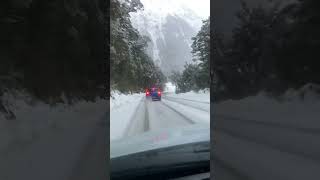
[
  {"x1": 140, "y1": 0, "x2": 210, "y2": 19},
  {"x1": 176, "y1": 0, "x2": 210, "y2": 18}
]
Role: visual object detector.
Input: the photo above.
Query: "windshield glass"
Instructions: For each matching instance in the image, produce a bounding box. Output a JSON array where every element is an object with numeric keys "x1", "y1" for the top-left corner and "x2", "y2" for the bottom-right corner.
[{"x1": 110, "y1": 0, "x2": 210, "y2": 178}]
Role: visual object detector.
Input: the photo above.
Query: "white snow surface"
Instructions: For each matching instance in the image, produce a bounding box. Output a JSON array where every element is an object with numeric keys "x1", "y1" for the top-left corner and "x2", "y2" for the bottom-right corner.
[
  {"x1": 110, "y1": 91, "x2": 144, "y2": 140},
  {"x1": 0, "y1": 91, "x2": 107, "y2": 179},
  {"x1": 215, "y1": 83, "x2": 320, "y2": 129},
  {"x1": 110, "y1": 90, "x2": 210, "y2": 141},
  {"x1": 162, "y1": 99, "x2": 210, "y2": 123},
  {"x1": 166, "y1": 89, "x2": 210, "y2": 103},
  {"x1": 0, "y1": 91, "x2": 106, "y2": 154},
  {"x1": 213, "y1": 83, "x2": 320, "y2": 180}
]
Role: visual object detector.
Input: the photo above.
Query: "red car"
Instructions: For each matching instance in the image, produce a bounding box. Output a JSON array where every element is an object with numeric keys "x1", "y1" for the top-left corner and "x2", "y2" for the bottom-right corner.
[{"x1": 146, "y1": 88, "x2": 151, "y2": 97}]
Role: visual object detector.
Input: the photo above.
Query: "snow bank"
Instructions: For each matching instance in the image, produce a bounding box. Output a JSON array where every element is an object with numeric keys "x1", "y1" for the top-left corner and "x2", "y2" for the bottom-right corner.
[
  {"x1": 110, "y1": 91, "x2": 144, "y2": 141},
  {"x1": 0, "y1": 91, "x2": 106, "y2": 155},
  {"x1": 164, "y1": 82, "x2": 176, "y2": 93},
  {"x1": 214, "y1": 84, "x2": 320, "y2": 129},
  {"x1": 213, "y1": 84, "x2": 320, "y2": 180}
]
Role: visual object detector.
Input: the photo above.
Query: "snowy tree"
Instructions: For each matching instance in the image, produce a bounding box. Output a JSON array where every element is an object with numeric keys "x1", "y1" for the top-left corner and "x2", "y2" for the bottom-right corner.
[
  {"x1": 172, "y1": 17, "x2": 210, "y2": 93},
  {"x1": 191, "y1": 17, "x2": 210, "y2": 90},
  {"x1": 110, "y1": 0, "x2": 165, "y2": 93}
]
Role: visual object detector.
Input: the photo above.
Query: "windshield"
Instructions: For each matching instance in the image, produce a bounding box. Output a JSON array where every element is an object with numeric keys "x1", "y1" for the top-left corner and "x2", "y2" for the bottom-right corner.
[{"x1": 110, "y1": 0, "x2": 210, "y2": 178}]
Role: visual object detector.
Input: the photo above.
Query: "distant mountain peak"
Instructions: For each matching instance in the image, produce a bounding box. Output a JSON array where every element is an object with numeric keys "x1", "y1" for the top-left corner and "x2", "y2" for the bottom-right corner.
[{"x1": 129, "y1": 0, "x2": 205, "y2": 75}]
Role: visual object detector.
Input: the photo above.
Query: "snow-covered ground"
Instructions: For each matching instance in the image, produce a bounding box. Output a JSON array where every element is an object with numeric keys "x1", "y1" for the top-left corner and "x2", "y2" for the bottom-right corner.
[
  {"x1": 110, "y1": 87, "x2": 210, "y2": 142},
  {"x1": 0, "y1": 91, "x2": 106, "y2": 154},
  {"x1": 162, "y1": 99, "x2": 209, "y2": 123},
  {"x1": 213, "y1": 83, "x2": 320, "y2": 180},
  {"x1": 110, "y1": 91, "x2": 144, "y2": 140},
  {"x1": 0, "y1": 91, "x2": 107, "y2": 179},
  {"x1": 214, "y1": 84, "x2": 320, "y2": 129}
]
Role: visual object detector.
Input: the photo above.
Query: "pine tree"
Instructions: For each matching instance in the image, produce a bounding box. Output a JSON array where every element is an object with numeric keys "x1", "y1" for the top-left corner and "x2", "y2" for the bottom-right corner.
[
  {"x1": 191, "y1": 17, "x2": 210, "y2": 89},
  {"x1": 173, "y1": 17, "x2": 211, "y2": 93},
  {"x1": 110, "y1": 0, "x2": 165, "y2": 93}
]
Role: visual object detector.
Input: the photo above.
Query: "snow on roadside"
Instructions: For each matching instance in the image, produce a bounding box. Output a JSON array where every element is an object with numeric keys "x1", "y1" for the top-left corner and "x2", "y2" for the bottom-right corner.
[
  {"x1": 214, "y1": 83, "x2": 320, "y2": 129},
  {"x1": 163, "y1": 82, "x2": 176, "y2": 93},
  {"x1": 166, "y1": 89, "x2": 210, "y2": 103},
  {"x1": 110, "y1": 91, "x2": 144, "y2": 141},
  {"x1": 0, "y1": 91, "x2": 106, "y2": 155}
]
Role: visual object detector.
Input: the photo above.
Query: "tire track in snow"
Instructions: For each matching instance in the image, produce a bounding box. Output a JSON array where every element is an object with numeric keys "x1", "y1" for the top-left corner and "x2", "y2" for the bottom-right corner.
[
  {"x1": 126, "y1": 97, "x2": 198, "y2": 136},
  {"x1": 215, "y1": 113, "x2": 320, "y2": 134},
  {"x1": 215, "y1": 113, "x2": 320, "y2": 162},
  {"x1": 160, "y1": 101, "x2": 195, "y2": 125},
  {"x1": 163, "y1": 96, "x2": 209, "y2": 113},
  {"x1": 164, "y1": 96, "x2": 210, "y2": 104},
  {"x1": 144, "y1": 99, "x2": 149, "y2": 132},
  {"x1": 124, "y1": 97, "x2": 145, "y2": 137}
]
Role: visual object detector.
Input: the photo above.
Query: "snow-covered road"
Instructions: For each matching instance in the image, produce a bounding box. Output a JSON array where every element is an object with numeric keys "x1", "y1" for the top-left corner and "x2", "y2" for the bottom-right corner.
[
  {"x1": 111, "y1": 91, "x2": 210, "y2": 141},
  {"x1": 212, "y1": 87, "x2": 320, "y2": 180},
  {"x1": 126, "y1": 97, "x2": 194, "y2": 137}
]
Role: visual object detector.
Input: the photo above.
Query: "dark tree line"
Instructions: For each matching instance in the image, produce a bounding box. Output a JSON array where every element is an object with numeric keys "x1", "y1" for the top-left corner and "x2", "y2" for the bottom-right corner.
[
  {"x1": 171, "y1": 17, "x2": 210, "y2": 93},
  {"x1": 0, "y1": 0, "x2": 165, "y2": 119},
  {"x1": 0, "y1": 0, "x2": 107, "y2": 118},
  {"x1": 110, "y1": 0, "x2": 166, "y2": 93},
  {"x1": 213, "y1": 0, "x2": 320, "y2": 100}
]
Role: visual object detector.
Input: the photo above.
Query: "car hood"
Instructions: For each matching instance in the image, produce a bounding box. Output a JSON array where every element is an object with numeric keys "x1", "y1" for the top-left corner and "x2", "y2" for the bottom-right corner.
[
  {"x1": 110, "y1": 124, "x2": 209, "y2": 159},
  {"x1": 110, "y1": 124, "x2": 210, "y2": 179}
]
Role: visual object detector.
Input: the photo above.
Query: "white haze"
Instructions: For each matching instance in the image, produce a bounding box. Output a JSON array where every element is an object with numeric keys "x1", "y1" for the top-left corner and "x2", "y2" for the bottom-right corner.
[{"x1": 139, "y1": 0, "x2": 210, "y2": 20}]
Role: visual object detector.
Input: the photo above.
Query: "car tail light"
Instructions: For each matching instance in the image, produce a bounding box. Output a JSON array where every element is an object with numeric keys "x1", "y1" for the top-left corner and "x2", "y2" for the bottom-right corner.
[
  {"x1": 158, "y1": 91, "x2": 161, "y2": 95},
  {"x1": 146, "y1": 91, "x2": 149, "y2": 95}
]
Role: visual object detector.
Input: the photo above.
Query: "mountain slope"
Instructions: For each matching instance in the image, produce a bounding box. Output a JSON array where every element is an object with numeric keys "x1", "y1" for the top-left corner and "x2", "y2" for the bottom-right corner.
[{"x1": 130, "y1": 0, "x2": 207, "y2": 75}]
